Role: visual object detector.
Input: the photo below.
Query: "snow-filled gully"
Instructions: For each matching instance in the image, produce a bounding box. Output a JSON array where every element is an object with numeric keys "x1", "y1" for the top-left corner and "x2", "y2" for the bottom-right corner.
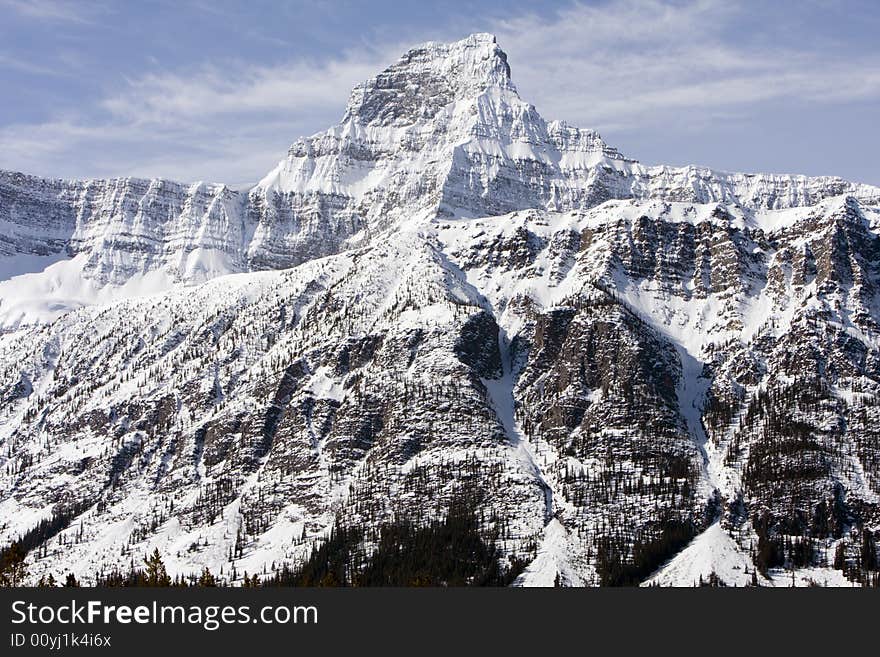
[{"x1": 482, "y1": 323, "x2": 584, "y2": 585}]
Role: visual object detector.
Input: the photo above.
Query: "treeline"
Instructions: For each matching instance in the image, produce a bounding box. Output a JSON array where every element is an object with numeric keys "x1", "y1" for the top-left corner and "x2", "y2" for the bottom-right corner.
[
  {"x1": 0, "y1": 500, "x2": 92, "y2": 587},
  {"x1": 594, "y1": 517, "x2": 696, "y2": 586},
  {"x1": 94, "y1": 549, "x2": 221, "y2": 587},
  {"x1": 21, "y1": 493, "x2": 524, "y2": 587},
  {"x1": 723, "y1": 376, "x2": 880, "y2": 586},
  {"x1": 833, "y1": 529, "x2": 880, "y2": 586},
  {"x1": 268, "y1": 494, "x2": 526, "y2": 586},
  {"x1": 753, "y1": 515, "x2": 880, "y2": 586}
]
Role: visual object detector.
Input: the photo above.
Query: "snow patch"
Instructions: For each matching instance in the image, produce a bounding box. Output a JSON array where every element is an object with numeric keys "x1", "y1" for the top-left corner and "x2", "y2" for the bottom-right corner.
[{"x1": 642, "y1": 523, "x2": 756, "y2": 587}]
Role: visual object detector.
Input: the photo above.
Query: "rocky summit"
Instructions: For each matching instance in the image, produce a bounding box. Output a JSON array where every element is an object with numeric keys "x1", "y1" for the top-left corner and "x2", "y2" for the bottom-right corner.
[{"x1": 1, "y1": 34, "x2": 879, "y2": 587}]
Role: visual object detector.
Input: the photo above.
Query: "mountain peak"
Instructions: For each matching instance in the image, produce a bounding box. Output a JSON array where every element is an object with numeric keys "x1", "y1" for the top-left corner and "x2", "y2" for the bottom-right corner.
[{"x1": 343, "y1": 33, "x2": 515, "y2": 127}]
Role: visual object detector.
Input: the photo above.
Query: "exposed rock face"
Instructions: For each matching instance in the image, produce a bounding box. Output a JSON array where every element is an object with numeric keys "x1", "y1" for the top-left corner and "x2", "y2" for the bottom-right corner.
[
  {"x1": 0, "y1": 172, "x2": 247, "y2": 285},
  {"x1": 4, "y1": 35, "x2": 878, "y2": 292},
  {"x1": 0, "y1": 35, "x2": 878, "y2": 587}
]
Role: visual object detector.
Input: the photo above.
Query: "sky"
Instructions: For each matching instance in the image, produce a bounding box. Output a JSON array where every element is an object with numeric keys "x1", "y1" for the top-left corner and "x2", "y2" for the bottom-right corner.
[{"x1": 1, "y1": 0, "x2": 879, "y2": 187}]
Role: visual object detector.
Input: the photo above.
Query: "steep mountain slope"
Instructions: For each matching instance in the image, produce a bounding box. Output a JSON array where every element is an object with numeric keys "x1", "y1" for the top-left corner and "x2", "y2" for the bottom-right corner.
[
  {"x1": 438, "y1": 197, "x2": 880, "y2": 585},
  {"x1": 3, "y1": 33, "x2": 878, "y2": 328},
  {"x1": 1, "y1": 34, "x2": 878, "y2": 586}
]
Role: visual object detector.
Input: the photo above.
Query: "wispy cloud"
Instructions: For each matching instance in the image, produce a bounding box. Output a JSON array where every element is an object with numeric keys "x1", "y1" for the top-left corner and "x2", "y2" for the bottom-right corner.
[
  {"x1": 0, "y1": 0, "x2": 99, "y2": 23},
  {"x1": 493, "y1": 0, "x2": 880, "y2": 133},
  {"x1": 0, "y1": 40, "x2": 409, "y2": 183},
  {"x1": 1, "y1": 0, "x2": 878, "y2": 183},
  {"x1": 100, "y1": 53, "x2": 395, "y2": 128},
  {"x1": 0, "y1": 52, "x2": 70, "y2": 77}
]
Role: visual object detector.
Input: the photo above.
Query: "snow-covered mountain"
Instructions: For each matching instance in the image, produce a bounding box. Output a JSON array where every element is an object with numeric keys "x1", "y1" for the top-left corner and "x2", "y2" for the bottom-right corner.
[{"x1": 1, "y1": 34, "x2": 878, "y2": 587}]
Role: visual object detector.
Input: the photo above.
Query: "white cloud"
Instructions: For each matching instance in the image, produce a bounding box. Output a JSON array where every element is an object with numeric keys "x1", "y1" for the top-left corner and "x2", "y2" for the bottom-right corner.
[
  {"x1": 0, "y1": 52, "x2": 69, "y2": 77},
  {"x1": 0, "y1": 0, "x2": 102, "y2": 23},
  {"x1": 1, "y1": 0, "x2": 878, "y2": 183},
  {"x1": 100, "y1": 54, "x2": 391, "y2": 127},
  {"x1": 0, "y1": 40, "x2": 408, "y2": 183},
  {"x1": 492, "y1": 0, "x2": 880, "y2": 133}
]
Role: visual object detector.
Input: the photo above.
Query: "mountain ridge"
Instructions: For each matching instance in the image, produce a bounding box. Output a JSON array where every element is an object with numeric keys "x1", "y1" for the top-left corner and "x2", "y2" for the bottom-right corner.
[
  {"x1": 1, "y1": 34, "x2": 879, "y2": 587},
  {"x1": 3, "y1": 33, "x2": 880, "y2": 318}
]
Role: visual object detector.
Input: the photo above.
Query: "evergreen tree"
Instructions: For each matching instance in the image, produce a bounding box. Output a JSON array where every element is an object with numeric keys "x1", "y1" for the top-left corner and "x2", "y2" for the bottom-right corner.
[
  {"x1": 198, "y1": 567, "x2": 217, "y2": 587},
  {"x1": 861, "y1": 531, "x2": 878, "y2": 571},
  {"x1": 37, "y1": 573, "x2": 57, "y2": 587},
  {"x1": 144, "y1": 549, "x2": 171, "y2": 587},
  {"x1": 833, "y1": 541, "x2": 847, "y2": 572},
  {"x1": 267, "y1": 491, "x2": 525, "y2": 587},
  {"x1": 0, "y1": 544, "x2": 27, "y2": 587}
]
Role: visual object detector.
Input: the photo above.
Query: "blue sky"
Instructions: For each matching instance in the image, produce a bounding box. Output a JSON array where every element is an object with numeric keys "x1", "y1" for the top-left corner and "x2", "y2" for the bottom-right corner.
[{"x1": 1, "y1": 0, "x2": 879, "y2": 187}]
